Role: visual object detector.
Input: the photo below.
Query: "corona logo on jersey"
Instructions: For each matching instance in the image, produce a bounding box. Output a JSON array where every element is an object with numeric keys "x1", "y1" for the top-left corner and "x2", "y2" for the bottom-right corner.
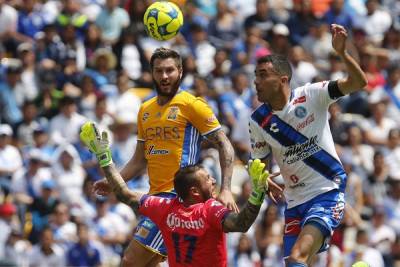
[{"x1": 166, "y1": 213, "x2": 205, "y2": 230}]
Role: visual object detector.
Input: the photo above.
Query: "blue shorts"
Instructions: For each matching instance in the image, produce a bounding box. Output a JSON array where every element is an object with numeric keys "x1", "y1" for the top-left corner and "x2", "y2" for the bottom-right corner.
[
  {"x1": 133, "y1": 191, "x2": 176, "y2": 256},
  {"x1": 283, "y1": 189, "x2": 345, "y2": 258}
]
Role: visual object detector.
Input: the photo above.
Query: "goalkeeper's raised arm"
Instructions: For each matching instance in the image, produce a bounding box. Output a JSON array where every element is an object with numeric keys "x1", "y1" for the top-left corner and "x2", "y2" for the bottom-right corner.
[{"x1": 80, "y1": 122, "x2": 144, "y2": 211}]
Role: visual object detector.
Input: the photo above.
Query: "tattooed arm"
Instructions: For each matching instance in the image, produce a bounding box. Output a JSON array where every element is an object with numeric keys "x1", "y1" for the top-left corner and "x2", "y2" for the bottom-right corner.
[
  {"x1": 205, "y1": 129, "x2": 235, "y2": 190},
  {"x1": 102, "y1": 163, "x2": 144, "y2": 213},
  {"x1": 222, "y1": 202, "x2": 261, "y2": 232},
  {"x1": 205, "y1": 129, "x2": 238, "y2": 212}
]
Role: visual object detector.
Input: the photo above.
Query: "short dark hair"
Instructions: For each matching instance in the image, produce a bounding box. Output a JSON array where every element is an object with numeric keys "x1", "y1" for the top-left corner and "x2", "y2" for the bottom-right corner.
[
  {"x1": 257, "y1": 54, "x2": 292, "y2": 82},
  {"x1": 174, "y1": 165, "x2": 202, "y2": 200},
  {"x1": 150, "y1": 47, "x2": 182, "y2": 70}
]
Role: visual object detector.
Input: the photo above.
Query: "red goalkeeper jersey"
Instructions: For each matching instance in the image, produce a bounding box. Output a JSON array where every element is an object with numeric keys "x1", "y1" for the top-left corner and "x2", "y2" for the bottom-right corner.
[{"x1": 139, "y1": 195, "x2": 231, "y2": 267}]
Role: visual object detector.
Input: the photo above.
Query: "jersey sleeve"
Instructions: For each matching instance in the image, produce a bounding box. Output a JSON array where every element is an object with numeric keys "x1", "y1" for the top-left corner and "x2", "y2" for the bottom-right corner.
[
  {"x1": 205, "y1": 199, "x2": 231, "y2": 230},
  {"x1": 137, "y1": 106, "x2": 145, "y2": 141},
  {"x1": 138, "y1": 195, "x2": 170, "y2": 224},
  {"x1": 249, "y1": 119, "x2": 271, "y2": 159},
  {"x1": 186, "y1": 97, "x2": 221, "y2": 136},
  {"x1": 304, "y1": 81, "x2": 341, "y2": 108}
]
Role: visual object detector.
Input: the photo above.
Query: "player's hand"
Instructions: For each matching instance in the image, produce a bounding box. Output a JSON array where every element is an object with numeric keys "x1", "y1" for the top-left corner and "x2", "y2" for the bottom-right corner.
[
  {"x1": 93, "y1": 178, "x2": 112, "y2": 196},
  {"x1": 80, "y1": 121, "x2": 113, "y2": 168},
  {"x1": 218, "y1": 189, "x2": 239, "y2": 213},
  {"x1": 266, "y1": 176, "x2": 284, "y2": 204},
  {"x1": 247, "y1": 159, "x2": 269, "y2": 206},
  {"x1": 331, "y1": 24, "x2": 347, "y2": 56}
]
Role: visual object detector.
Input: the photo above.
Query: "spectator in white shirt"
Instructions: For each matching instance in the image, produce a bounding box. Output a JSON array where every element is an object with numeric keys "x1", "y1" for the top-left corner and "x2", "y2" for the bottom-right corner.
[
  {"x1": 0, "y1": 124, "x2": 23, "y2": 195},
  {"x1": 49, "y1": 96, "x2": 87, "y2": 145},
  {"x1": 28, "y1": 227, "x2": 65, "y2": 267}
]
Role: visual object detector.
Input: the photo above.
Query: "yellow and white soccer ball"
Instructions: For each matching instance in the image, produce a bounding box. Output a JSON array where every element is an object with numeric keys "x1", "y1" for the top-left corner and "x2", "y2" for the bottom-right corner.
[{"x1": 143, "y1": 1, "x2": 184, "y2": 41}]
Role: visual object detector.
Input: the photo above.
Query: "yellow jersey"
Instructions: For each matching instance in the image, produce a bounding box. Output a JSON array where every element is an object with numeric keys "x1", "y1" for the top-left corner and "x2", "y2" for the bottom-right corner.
[{"x1": 137, "y1": 90, "x2": 221, "y2": 194}]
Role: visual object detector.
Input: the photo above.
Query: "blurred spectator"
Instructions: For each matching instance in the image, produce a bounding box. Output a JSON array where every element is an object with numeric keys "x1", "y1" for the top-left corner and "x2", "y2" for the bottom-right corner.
[
  {"x1": 369, "y1": 205, "x2": 396, "y2": 265},
  {"x1": 0, "y1": 202, "x2": 18, "y2": 261},
  {"x1": 180, "y1": 54, "x2": 198, "y2": 90},
  {"x1": 106, "y1": 70, "x2": 141, "y2": 120},
  {"x1": 17, "y1": 0, "x2": 49, "y2": 42},
  {"x1": 77, "y1": 75, "x2": 99, "y2": 118},
  {"x1": 269, "y1": 23, "x2": 291, "y2": 56},
  {"x1": 368, "y1": 65, "x2": 400, "y2": 126},
  {"x1": 11, "y1": 148, "x2": 52, "y2": 205},
  {"x1": 362, "y1": 101, "x2": 396, "y2": 146},
  {"x1": 28, "y1": 226, "x2": 65, "y2": 267},
  {"x1": 193, "y1": 74, "x2": 219, "y2": 117},
  {"x1": 50, "y1": 203, "x2": 77, "y2": 248},
  {"x1": 342, "y1": 154, "x2": 364, "y2": 214},
  {"x1": 17, "y1": 42, "x2": 40, "y2": 101},
  {"x1": 90, "y1": 197, "x2": 126, "y2": 266},
  {"x1": 384, "y1": 180, "x2": 400, "y2": 234},
  {"x1": 354, "y1": 0, "x2": 392, "y2": 45},
  {"x1": 232, "y1": 233, "x2": 260, "y2": 267},
  {"x1": 60, "y1": 24, "x2": 86, "y2": 70},
  {"x1": 0, "y1": 60, "x2": 24, "y2": 125},
  {"x1": 0, "y1": 124, "x2": 23, "y2": 195},
  {"x1": 207, "y1": 48, "x2": 231, "y2": 94},
  {"x1": 95, "y1": 0, "x2": 130, "y2": 45},
  {"x1": 85, "y1": 48, "x2": 118, "y2": 96},
  {"x1": 364, "y1": 151, "x2": 389, "y2": 206},
  {"x1": 28, "y1": 179, "x2": 60, "y2": 244},
  {"x1": 345, "y1": 228, "x2": 385, "y2": 267},
  {"x1": 14, "y1": 101, "x2": 44, "y2": 147},
  {"x1": 286, "y1": 0, "x2": 316, "y2": 45},
  {"x1": 231, "y1": 25, "x2": 269, "y2": 71},
  {"x1": 3, "y1": 226, "x2": 30, "y2": 267},
  {"x1": 84, "y1": 22, "x2": 104, "y2": 66},
  {"x1": 49, "y1": 96, "x2": 87, "y2": 144},
  {"x1": 289, "y1": 46, "x2": 318, "y2": 89},
  {"x1": 301, "y1": 20, "x2": 333, "y2": 72},
  {"x1": 52, "y1": 144, "x2": 85, "y2": 205},
  {"x1": 254, "y1": 205, "x2": 283, "y2": 265},
  {"x1": 91, "y1": 95, "x2": 114, "y2": 129},
  {"x1": 341, "y1": 124, "x2": 374, "y2": 179},
  {"x1": 0, "y1": 0, "x2": 18, "y2": 45},
  {"x1": 189, "y1": 23, "x2": 216, "y2": 76},
  {"x1": 322, "y1": 0, "x2": 354, "y2": 30},
  {"x1": 115, "y1": 26, "x2": 149, "y2": 83},
  {"x1": 207, "y1": 0, "x2": 240, "y2": 50},
  {"x1": 55, "y1": 0, "x2": 88, "y2": 40},
  {"x1": 66, "y1": 222, "x2": 102, "y2": 267},
  {"x1": 384, "y1": 129, "x2": 400, "y2": 180},
  {"x1": 243, "y1": 0, "x2": 277, "y2": 40},
  {"x1": 35, "y1": 23, "x2": 66, "y2": 63}
]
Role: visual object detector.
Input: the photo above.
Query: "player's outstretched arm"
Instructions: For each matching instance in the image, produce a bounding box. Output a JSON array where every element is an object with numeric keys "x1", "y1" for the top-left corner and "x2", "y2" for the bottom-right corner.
[
  {"x1": 331, "y1": 24, "x2": 368, "y2": 95},
  {"x1": 222, "y1": 159, "x2": 269, "y2": 232},
  {"x1": 205, "y1": 129, "x2": 239, "y2": 212},
  {"x1": 80, "y1": 122, "x2": 143, "y2": 211}
]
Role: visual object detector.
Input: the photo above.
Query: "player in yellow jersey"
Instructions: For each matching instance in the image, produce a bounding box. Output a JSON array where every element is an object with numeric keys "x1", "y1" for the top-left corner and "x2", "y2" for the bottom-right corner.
[{"x1": 93, "y1": 47, "x2": 238, "y2": 267}]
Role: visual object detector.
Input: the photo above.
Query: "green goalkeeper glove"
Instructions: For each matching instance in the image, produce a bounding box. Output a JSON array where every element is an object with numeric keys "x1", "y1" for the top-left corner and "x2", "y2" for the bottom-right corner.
[
  {"x1": 247, "y1": 159, "x2": 269, "y2": 206},
  {"x1": 80, "y1": 121, "x2": 113, "y2": 168}
]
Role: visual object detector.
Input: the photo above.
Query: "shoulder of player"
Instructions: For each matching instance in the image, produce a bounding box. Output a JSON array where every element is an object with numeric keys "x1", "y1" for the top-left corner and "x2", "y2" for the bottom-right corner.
[
  {"x1": 173, "y1": 90, "x2": 202, "y2": 104},
  {"x1": 141, "y1": 95, "x2": 158, "y2": 109}
]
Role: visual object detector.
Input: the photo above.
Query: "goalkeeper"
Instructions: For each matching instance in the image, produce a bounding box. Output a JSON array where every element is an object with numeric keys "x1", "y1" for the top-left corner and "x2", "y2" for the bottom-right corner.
[{"x1": 80, "y1": 122, "x2": 275, "y2": 267}]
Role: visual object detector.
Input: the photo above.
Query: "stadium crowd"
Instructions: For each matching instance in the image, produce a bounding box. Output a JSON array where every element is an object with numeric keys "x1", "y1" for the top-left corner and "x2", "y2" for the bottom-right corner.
[{"x1": 0, "y1": 0, "x2": 399, "y2": 266}]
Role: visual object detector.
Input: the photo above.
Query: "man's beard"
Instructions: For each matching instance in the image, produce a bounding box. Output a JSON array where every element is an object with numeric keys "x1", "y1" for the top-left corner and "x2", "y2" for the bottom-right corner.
[{"x1": 154, "y1": 77, "x2": 181, "y2": 97}]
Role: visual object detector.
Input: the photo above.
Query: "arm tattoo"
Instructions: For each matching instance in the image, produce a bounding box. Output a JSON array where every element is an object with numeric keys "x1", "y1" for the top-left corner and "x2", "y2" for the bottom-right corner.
[
  {"x1": 222, "y1": 202, "x2": 261, "y2": 232},
  {"x1": 102, "y1": 164, "x2": 141, "y2": 212},
  {"x1": 205, "y1": 130, "x2": 234, "y2": 189}
]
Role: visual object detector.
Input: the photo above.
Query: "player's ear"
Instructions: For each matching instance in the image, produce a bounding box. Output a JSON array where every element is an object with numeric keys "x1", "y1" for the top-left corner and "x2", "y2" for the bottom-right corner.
[
  {"x1": 281, "y1": 75, "x2": 289, "y2": 84},
  {"x1": 189, "y1": 186, "x2": 200, "y2": 198}
]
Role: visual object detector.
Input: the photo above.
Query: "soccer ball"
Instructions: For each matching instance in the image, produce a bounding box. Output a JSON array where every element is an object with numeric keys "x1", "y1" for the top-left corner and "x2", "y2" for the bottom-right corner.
[{"x1": 144, "y1": 1, "x2": 184, "y2": 41}]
